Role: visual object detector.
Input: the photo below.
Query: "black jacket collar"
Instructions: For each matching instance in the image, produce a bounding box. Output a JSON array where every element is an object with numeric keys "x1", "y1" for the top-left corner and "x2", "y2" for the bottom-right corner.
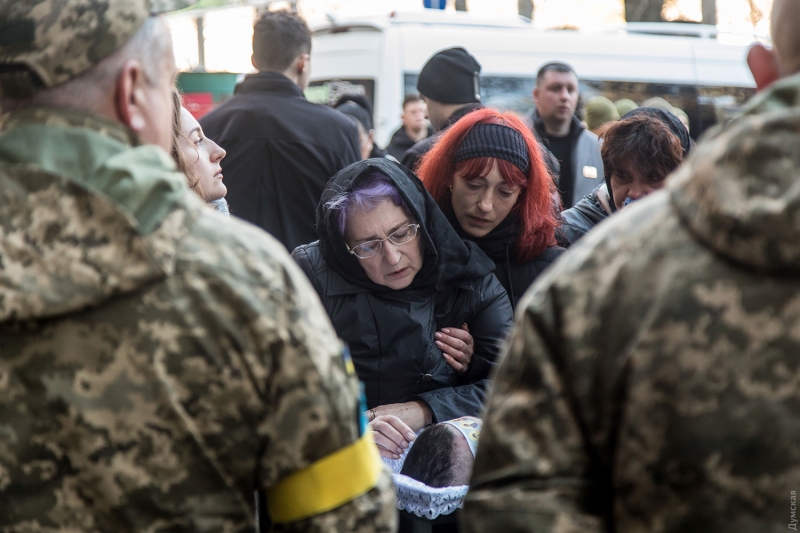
[
  {"x1": 234, "y1": 71, "x2": 305, "y2": 98},
  {"x1": 531, "y1": 108, "x2": 585, "y2": 146},
  {"x1": 438, "y1": 103, "x2": 483, "y2": 131},
  {"x1": 443, "y1": 203, "x2": 518, "y2": 263},
  {"x1": 390, "y1": 124, "x2": 434, "y2": 146}
]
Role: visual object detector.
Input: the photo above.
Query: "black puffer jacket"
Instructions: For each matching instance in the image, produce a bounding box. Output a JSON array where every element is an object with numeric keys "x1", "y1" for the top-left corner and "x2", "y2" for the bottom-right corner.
[
  {"x1": 386, "y1": 124, "x2": 435, "y2": 161},
  {"x1": 292, "y1": 159, "x2": 513, "y2": 422},
  {"x1": 443, "y1": 207, "x2": 565, "y2": 310}
]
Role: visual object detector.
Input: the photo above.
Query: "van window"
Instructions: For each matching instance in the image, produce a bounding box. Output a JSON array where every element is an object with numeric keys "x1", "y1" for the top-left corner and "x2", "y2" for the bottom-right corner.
[
  {"x1": 696, "y1": 85, "x2": 755, "y2": 129},
  {"x1": 581, "y1": 80, "x2": 754, "y2": 136},
  {"x1": 404, "y1": 73, "x2": 754, "y2": 138},
  {"x1": 404, "y1": 73, "x2": 536, "y2": 116},
  {"x1": 307, "y1": 78, "x2": 376, "y2": 108}
]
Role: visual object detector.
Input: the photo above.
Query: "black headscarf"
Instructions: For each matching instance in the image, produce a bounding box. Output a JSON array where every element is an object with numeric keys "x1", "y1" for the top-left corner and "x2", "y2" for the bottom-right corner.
[
  {"x1": 605, "y1": 106, "x2": 694, "y2": 211},
  {"x1": 334, "y1": 94, "x2": 374, "y2": 131},
  {"x1": 316, "y1": 158, "x2": 495, "y2": 293}
]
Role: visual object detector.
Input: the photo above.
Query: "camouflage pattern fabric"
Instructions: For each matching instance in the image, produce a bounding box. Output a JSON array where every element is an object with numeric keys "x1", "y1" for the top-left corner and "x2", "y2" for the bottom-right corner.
[
  {"x1": 0, "y1": 0, "x2": 195, "y2": 91},
  {"x1": 0, "y1": 107, "x2": 396, "y2": 532},
  {"x1": 463, "y1": 72, "x2": 800, "y2": 533}
]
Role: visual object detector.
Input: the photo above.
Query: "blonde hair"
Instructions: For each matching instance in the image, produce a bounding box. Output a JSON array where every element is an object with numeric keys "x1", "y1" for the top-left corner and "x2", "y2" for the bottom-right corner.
[{"x1": 171, "y1": 89, "x2": 207, "y2": 201}]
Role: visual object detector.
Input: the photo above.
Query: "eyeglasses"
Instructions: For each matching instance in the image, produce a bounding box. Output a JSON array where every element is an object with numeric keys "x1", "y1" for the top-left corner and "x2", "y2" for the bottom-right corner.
[{"x1": 347, "y1": 223, "x2": 420, "y2": 259}]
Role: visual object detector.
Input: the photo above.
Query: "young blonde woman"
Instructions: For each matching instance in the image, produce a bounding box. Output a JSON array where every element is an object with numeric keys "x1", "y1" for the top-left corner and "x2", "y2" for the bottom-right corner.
[{"x1": 171, "y1": 91, "x2": 229, "y2": 215}]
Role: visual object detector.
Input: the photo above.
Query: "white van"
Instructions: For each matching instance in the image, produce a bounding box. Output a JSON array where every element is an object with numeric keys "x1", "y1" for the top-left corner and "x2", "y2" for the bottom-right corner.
[{"x1": 307, "y1": 10, "x2": 756, "y2": 146}]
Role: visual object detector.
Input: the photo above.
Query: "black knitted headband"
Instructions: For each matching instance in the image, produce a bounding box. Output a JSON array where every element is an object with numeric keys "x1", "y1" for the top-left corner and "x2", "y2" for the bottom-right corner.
[{"x1": 453, "y1": 123, "x2": 530, "y2": 173}]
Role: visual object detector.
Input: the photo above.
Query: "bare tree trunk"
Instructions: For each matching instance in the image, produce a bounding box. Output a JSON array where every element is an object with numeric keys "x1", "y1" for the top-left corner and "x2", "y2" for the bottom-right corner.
[
  {"x1": 195, "y1": 16, "x2": 205, "y2": 72},
  {"x1": 701, "y1": 0, "x2": 716, "y2": 24},
  {"x1": 624, "y1": 0, "x2": 665, "y2": 22},
  {"x1": 518, "y1": 0, "x2": 533, "y2": 20},
  {"x1": 455, "y1": 0, "x2": 467, "y2": 11}
]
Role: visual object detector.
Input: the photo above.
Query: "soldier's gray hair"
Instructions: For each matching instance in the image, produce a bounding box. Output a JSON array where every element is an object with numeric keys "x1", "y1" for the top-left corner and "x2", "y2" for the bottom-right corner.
[{"x1": 0, "y1": 16, "x2": 171, "y2": 112}]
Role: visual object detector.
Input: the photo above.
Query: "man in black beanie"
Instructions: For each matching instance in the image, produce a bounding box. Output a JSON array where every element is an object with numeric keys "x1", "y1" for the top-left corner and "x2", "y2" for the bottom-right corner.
[{"x1": 400, "y1": 47, "x2": 483, "y2": 171}]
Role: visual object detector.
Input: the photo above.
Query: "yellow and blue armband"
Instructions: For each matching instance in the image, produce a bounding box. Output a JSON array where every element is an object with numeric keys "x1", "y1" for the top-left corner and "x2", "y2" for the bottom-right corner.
[{"x1": 265, "y1": 431, "x2": 383, "y2": 524}]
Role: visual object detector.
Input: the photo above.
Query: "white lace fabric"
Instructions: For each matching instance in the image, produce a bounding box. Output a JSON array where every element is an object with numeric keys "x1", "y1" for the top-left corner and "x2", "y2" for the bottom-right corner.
[
  {"x1": 383, "y1": 444, "x2": 468, "y2": 519},
  {"x1": 392, "y1": 472, "x2": 468, "y2": 519}
]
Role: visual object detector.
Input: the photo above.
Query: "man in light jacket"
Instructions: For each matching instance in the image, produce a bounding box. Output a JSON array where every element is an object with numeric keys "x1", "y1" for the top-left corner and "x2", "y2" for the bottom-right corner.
[{"x1": 527, "y1": 62, "x2": 603, "y2": 209}]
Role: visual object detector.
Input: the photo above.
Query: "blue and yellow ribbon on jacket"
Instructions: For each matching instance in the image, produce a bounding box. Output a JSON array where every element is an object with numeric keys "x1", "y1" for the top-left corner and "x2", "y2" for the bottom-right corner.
[{"x1": 266, "y1": 431, "x2": 383, "y2": 524}]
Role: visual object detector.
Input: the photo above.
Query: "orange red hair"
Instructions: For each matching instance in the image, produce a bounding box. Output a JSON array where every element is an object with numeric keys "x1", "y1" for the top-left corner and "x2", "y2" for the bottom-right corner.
[{"x1": 416, "y1": 108, "x2": 559, "y2": 262}]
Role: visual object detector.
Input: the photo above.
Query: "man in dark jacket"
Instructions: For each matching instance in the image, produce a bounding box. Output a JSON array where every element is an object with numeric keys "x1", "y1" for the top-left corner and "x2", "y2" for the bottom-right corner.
[
  {"x1": 200, "y1": 10, "x2": 361, "y2": 251},
  {"x1": 526, "y1": 62, "x2": 603, "y2": 209},
  {"x1": 386, "y1": 93, "x2": 434, "y2": 160},
  {"x1": 400, "y1": 47, "x2": 483, "y2": 171}
]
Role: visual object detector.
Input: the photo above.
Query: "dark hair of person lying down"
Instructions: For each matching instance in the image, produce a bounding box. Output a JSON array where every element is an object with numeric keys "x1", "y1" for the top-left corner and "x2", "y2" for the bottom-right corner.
[{"x1": 401, "y1": 425, "x2": 457, "y2": 487}]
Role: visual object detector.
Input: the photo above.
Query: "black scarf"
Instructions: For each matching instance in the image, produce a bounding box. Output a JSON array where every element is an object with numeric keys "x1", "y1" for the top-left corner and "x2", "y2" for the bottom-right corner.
[
  {"x1": 443, "y1": 204, "x2": 519, "y2": 263},
  {"x1": 443, "y1": 204, "x2": 528, "y2": 308}
]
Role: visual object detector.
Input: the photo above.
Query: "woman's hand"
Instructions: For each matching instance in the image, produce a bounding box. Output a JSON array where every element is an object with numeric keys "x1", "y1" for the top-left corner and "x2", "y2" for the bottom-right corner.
[
  {"x1": 366, "y1": 401, "x2": 433, "y2": 459},
  {"x1": 435, "y1": 323, "x2": 473, "y2": 373},
  {"x1": 369, "y1": 415, "x2": 415, "y2": 459}
]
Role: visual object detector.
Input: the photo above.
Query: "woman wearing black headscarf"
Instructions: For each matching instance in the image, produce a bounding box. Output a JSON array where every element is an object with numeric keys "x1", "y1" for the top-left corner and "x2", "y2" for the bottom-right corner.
[
  {"x1": 559, "y1": 107, "x2": 692, "y2": 246},
  {"x1": 334, "y1": 94, "x2": 394, "y2": 161},
  {"x1": 291, "y1": 158, "x2": 512, "y2": 459}
]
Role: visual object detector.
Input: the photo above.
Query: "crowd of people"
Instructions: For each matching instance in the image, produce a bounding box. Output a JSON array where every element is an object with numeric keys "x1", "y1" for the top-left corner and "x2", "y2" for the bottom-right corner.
[{"x1": 1, "y1": 0, "x2": 799, "y2": 531}]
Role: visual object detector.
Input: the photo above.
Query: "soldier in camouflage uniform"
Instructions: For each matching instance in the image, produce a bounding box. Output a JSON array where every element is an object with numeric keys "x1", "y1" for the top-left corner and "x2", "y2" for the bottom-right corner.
[
  {"x1": 463, "y1": 1, "x2": 800, "y2": 531},
  {"x1": 0, "y1": 1, "x2": 395, "y2": 531}
]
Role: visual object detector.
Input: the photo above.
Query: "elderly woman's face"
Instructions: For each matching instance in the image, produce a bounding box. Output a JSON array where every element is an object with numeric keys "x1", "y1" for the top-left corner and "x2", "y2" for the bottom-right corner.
[{"x1": 345, "y1": 200, "x2": 423, "y2": 290}]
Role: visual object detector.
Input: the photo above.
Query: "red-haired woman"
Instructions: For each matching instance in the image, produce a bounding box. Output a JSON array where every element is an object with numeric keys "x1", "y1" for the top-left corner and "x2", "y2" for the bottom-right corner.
[{"x1": 417, "y1": 108, "x2": 564, "y2": 309}]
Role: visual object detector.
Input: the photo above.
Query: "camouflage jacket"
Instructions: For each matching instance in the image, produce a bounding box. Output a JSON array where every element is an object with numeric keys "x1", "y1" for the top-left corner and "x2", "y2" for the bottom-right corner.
[
  {"x1": 464, "y1": 72, "x2": 800, "y2": 533},
  {"x1": 0, "y1": 108, "x2": 395, "y2": 533}
]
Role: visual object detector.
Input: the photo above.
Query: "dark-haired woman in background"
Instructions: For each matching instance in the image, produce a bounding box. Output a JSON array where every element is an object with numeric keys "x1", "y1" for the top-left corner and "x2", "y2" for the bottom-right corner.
[
  {"x1": 417, "y1": 107, "x2": 564, "y2": 310},
  {"x1": 334, "y1": 94, "x2": 395, "y2": 161},
  {"x1": 559, "y1": 107, "x2": 691, "y2": 246}
]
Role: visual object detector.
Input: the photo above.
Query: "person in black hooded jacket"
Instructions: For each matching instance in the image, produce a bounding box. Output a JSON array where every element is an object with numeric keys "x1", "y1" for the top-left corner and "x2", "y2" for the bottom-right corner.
[
  {"x1": 334, "y1": 94, "x2": 395, "y2": 161},
  {"x1": 417, "y1": 108, "x2": 565, "y2": 311},
  {"x1": 291, "y1": 158, "x2": 513, "y2": 459}
]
